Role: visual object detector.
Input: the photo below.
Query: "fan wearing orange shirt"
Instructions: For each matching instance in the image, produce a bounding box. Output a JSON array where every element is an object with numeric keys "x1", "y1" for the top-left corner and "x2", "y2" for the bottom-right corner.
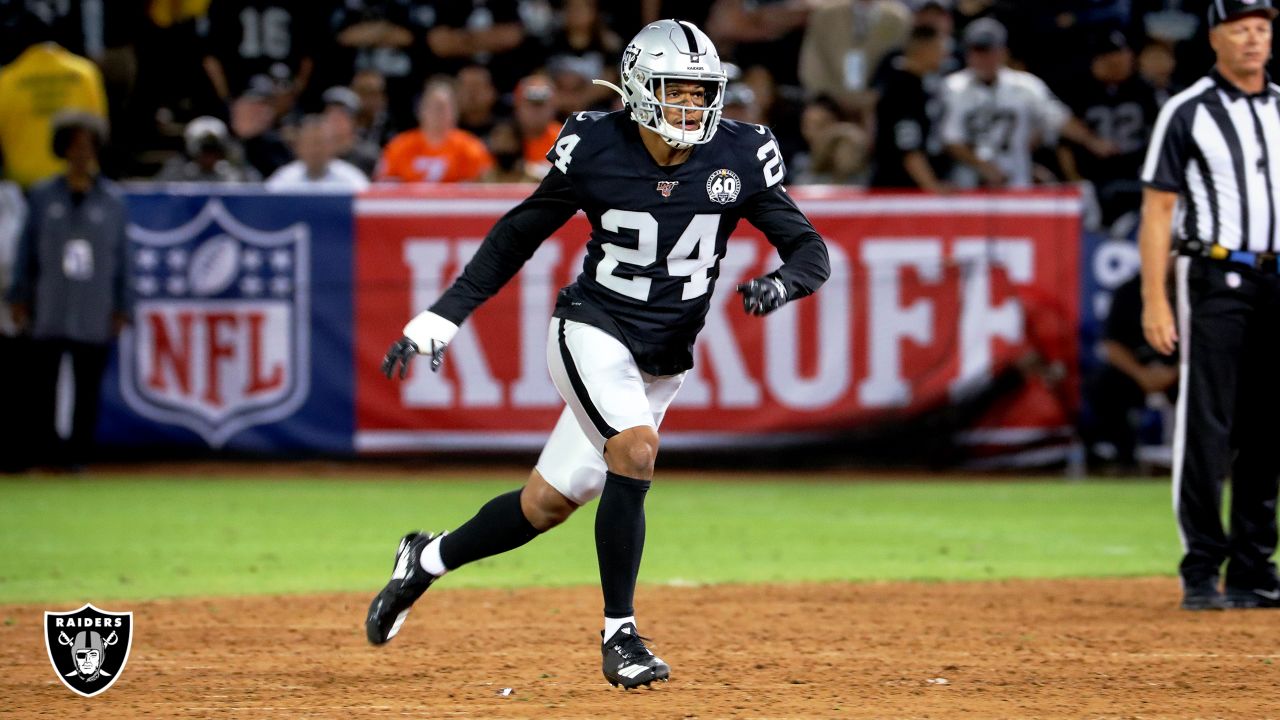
[
  {"x1": 377, "y1": 78, "x2": 493, "y2": 183},
  {"x1": 513, "y1": 74, "x2": 561, "y2": 178}
]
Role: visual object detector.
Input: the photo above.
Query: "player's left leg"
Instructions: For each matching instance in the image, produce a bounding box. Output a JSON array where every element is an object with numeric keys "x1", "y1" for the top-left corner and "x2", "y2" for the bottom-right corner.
[
  {"x1": 545, "y1": 318, "x2": 684, "y2": 687},
  {"x1": 595, "y1": 370, "x2": 683, "y2": 648}
]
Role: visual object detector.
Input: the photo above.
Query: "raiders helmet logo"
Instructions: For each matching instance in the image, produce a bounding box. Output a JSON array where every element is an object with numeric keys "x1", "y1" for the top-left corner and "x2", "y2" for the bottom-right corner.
[
  {"x1": 45, "y1": 604, "x2": 134, "y2": 697},
  {"x1": 622, "y1": 46, "x2": 640, "y2": 76}
]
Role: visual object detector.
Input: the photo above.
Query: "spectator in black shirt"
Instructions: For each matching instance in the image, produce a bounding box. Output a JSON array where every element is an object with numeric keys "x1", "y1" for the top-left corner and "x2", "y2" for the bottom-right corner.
[
  {"x1": 546, "y1": 0, "x2": 622, "y2": 111},
  {"x1": 351, "y1": 68, "x2": 395, "y2": 146},
  {"x1": 331, "y1": 0, "x2": 437, "y2": 132},
  {"x1": 456, "y1": 64, "x2": 499, "y2": 139},
  {"x1": 871, "y1": 0, "x2": 961, "y2": 87},
  {"x1": 229, "y1": 76, "x2": 293, "y2": 178},
  {"x1": 200, "y1": 0, "x2": 324, "y2": 104},
  {"x1": 1057, "y1": 30, "x2": 1161, "y2": 227},
  {"x1": 870, "y1": 24, "x2": 949, "y2": 190},
  {"x1": 8, "y1": 0, "x2": 102, "y2": 59},
  {"x1": 427, "y1": 0, "x2": 526, "y2": 91}
]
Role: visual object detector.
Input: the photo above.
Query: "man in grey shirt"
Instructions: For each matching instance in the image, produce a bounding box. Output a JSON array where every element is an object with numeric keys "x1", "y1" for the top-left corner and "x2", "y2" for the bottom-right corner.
[{"x1": 8, "y1": 111, "x2": 131, "y2": 467}]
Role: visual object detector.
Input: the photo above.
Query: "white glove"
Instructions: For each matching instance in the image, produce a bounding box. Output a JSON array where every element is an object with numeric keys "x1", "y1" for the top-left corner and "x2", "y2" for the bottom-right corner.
[
  {"x1": 384, "y1": 311, "x2": 460, "y2": 378},
  {"x1": 403, "y1": 310, "x2": 459, "y2": 349}
]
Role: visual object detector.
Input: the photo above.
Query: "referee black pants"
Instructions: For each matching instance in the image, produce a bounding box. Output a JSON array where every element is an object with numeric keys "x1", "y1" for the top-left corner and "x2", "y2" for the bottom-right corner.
[{"x1": 1175, "y1": 256, "x2": 1280, "y2": 589}]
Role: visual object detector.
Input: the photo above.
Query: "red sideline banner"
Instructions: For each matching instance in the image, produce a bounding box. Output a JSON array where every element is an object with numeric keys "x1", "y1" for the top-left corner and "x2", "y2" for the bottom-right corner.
[{"x1": 354, "y1": 187, "x2": 1080, "y2": 456}]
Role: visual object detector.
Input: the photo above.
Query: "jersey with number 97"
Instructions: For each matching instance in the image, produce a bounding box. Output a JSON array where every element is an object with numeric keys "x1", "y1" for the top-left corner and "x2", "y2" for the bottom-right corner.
[{"x1": 429, "y1": 110, "x2": 829, "y2": 376}]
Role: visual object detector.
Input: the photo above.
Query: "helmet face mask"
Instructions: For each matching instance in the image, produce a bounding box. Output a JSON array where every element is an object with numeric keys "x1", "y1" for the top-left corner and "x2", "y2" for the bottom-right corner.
[{"x1": 616, "y1": 21, "x2": 727, "y2": 149}]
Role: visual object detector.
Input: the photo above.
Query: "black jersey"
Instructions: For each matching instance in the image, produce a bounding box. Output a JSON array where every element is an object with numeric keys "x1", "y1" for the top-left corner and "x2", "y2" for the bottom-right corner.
[
  {"x1": 1062, "y1": 75, "x2": 1160, "y2": 190},
  {"x1": 431, "y1": 111, "x2": 830, "y2": 376},
  {"x1": 200, "y1": 0, "x2": 323, "y2": 95},
  {"x1": 870, "y1": 60, "x2": 945, "y2": 188}
]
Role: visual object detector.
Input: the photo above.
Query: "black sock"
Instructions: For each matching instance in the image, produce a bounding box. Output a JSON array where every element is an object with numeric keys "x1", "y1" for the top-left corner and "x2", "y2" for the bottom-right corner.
[
  {"x1": 595, "y1": 471, "x2": 651, "y2": 618},
  {"x1": 438, "y1": 489, "x2": 541, "y2": 570}
]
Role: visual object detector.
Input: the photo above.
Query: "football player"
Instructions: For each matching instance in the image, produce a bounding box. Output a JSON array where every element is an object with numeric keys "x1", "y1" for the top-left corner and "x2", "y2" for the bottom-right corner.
[{"x1": 366, "y1": 19, "x2": 830, "y2": 689}]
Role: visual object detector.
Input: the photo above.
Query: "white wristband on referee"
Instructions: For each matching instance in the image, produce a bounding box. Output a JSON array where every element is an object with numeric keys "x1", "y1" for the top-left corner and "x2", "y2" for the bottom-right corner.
[{"x1": 403, "y1": 310, "x2": 459, "y2": 351}]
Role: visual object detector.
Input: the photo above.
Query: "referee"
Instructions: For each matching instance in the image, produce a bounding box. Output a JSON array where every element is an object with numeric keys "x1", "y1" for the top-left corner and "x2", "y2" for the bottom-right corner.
[{"x1": 1140, "y1": 0, "x2": 1280, "y2": 611}]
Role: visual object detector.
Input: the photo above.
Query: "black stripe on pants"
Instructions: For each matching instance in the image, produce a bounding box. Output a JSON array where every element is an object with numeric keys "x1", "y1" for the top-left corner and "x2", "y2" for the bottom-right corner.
[
  {"x1": 556, "y1": 319, "x2": 619, "y2": 441},
  {"x1": 1175, "y1": 257, "x2": 1280, "y2": 588}
]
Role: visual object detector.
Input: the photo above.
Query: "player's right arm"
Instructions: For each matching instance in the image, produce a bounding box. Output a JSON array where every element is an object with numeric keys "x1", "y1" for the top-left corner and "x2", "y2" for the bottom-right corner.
[
  {"x1": 736, "y1": 127, "x2": 831, "y2": 316},
  {"x1": 383, "y1": 166, "x2": 580, "y2": 378},
  {"x1": 386, "y1": 113, "x2": 600, "y2": 378},
  {"x1": 1138, "y1": 187, "x2": 1178, "y2": 356},
  {"x1": 1137, "y1": 95, "x2": 1191, "y2": 357}
]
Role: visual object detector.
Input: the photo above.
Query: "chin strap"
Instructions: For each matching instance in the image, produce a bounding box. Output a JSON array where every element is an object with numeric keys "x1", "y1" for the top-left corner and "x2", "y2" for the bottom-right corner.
[
  {"x1": 658, "y1": 129, "x2": 693, "y2": 150},
  {"x1": 592, "y1": 78, "x2": 626, "y2": 100}
]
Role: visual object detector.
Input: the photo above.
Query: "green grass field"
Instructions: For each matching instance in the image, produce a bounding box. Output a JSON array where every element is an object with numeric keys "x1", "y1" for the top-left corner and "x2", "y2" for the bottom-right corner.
[{"x1": 0, "y1": 474, "x2": 1181, "y2": 604}]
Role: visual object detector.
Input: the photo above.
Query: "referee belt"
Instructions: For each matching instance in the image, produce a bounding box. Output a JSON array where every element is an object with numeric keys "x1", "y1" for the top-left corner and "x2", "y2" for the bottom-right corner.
[{"x1": 1181, "y1": 240, "x2": 1280, "y2": 274}]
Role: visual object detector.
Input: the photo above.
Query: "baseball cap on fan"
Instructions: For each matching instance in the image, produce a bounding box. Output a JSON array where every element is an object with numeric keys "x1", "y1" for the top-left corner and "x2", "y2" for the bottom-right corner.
[
  {"x1": 1208, "y1": 0, "x2": 1279, "y2": 27},
  {"x1": 963, "y1": 18, "x2": 1007, "y2": 51}
]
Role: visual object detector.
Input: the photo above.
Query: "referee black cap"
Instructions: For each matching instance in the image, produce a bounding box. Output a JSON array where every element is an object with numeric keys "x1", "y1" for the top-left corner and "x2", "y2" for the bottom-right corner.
[{"x1": 1208, "y1": 0, "x2": 1279, "y2": 27}]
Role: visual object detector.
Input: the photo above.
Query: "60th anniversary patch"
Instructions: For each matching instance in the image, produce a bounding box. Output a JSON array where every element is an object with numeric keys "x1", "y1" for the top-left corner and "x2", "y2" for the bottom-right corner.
[
  {"x1": 44, "y1": 604, "x2": 134, "y2": 697},
  {"x1": 706, "y1": 169, "x2": 741, "y2": 204}
]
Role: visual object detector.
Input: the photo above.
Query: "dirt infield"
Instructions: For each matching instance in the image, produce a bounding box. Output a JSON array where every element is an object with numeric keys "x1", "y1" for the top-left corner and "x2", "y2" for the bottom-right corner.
[{"x1": 4, "y1": 578, "x2": 1279, "y2": 719}]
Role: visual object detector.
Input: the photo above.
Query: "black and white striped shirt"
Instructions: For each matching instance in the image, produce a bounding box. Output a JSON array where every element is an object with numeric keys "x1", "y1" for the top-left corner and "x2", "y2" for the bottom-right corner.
[{"x1": 1142, "y1": 69, "x2": 1280, "y2": 253}]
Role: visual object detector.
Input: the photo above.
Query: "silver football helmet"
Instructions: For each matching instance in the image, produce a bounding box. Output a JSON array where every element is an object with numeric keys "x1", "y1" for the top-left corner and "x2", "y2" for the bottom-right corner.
[{"x1": 595, "y1": 20, "x2": 727, "y2": 149}]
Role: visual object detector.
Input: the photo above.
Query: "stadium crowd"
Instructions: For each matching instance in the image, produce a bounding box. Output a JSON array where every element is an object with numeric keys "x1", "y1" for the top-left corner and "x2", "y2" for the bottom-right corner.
[
  {"x1": 0, "y1": 1, "x2": 1241, "y2": 210},
  {"x1": 0, "y1": 0, "x2": 1245, "y2": 471}
]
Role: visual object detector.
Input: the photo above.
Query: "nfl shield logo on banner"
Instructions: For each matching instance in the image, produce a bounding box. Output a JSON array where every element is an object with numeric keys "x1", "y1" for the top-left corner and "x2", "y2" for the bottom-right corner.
[
  {"x1": 44, "y1": 604, "x2": 133, "y2": 697},
  {"x1": 120, "y1": 199, "x2": 311, "y2": 447}
]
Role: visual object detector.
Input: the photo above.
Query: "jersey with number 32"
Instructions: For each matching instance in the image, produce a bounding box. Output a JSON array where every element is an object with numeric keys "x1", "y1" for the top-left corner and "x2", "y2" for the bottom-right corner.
[{"x1": 430, "y1": 110, "x2": 829, "y2": 376}]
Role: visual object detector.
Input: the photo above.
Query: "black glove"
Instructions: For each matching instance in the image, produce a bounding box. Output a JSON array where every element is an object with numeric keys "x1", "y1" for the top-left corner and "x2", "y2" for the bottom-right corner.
[
  {"x1": 381, "y1": 336, "x2": 447, "y2": 379},
  {"x1": 735, "y1": 274, "x2": 789, "y2": 316}
]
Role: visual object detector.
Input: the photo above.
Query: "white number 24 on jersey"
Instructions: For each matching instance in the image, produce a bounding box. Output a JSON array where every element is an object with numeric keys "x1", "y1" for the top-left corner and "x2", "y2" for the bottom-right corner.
[{"x1": 597, "y1": 210, "x2": 720, "y2": 302}]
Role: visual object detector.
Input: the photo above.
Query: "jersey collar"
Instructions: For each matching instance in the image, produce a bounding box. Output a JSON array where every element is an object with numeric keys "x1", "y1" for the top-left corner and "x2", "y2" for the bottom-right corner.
[
  {"x1": 628, "y1": 120, "x2": 704, "y2": 174},
  {"x1": 1210, "y1": 67, "x2": 1273, "y2": 100}
]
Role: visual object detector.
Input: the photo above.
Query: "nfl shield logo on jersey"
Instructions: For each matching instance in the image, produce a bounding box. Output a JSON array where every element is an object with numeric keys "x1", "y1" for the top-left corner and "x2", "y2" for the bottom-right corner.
[
  {"x1": 121, "y1": 199, "x2": 311, "y2": 448},
  {"x1": 655, "y1": 180, "x2": 679, "y2": 198},
  {"x1": 45, "y1": 604, "x2": 134, "y2": 698},
  {"x1": 706, "y1": 169, "x2": 741, "y2": 204}
]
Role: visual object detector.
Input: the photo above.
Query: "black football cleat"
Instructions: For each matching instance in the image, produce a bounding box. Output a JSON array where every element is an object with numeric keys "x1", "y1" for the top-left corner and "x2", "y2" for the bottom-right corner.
[
  {"x1": 1225, "y1": 585, "x2": 1280, "y2": 609},
  {"x1": 366, "y1": 532, "x2": 440, "y2": 645},
  {"x1": 601, "y1": 623, "x2": 670, "y2": 689},
  {"x1": 1180, "y1": 579, "x2": 1228, "y2": 611}
]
